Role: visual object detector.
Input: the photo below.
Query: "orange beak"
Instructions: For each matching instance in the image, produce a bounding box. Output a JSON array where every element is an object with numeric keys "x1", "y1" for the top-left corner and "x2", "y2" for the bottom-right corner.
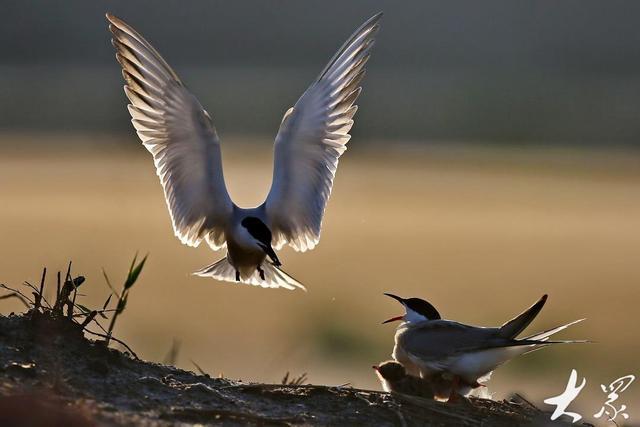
[{"x1": 382, "y1": 315, "x2": 404, "y2": 324}]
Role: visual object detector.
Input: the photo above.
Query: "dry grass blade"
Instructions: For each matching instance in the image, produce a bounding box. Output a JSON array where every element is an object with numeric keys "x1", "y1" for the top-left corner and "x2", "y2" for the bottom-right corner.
[
  {"x1": 84, "y1": 329, "x2": 139, "y2": 359},
  {"x1": 0, "y1": 283, "x2": 34, "y2": 306},
  {"x1": 190, "y1": 359, "x2": 208, "y2": 376},
  {"x1": 163, "y1": 339, "x2": 181, "y2": 365},
  {"x1": 32, "y1": 267, "x2": 46, "y2": 310},
  {"x1": 23, "y1": 279, "x2": 52, "y2": 309},
  {"x1": 80, "y1": 310, "x2": 98, "y2": 328},
  {"x1": 282, "y1": 372, "x2": 308, "y2": 386}
]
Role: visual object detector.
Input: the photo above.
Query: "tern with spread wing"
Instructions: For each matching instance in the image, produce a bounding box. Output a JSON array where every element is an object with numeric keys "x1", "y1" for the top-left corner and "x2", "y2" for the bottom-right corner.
[
  {"x1": 107, "y1": 13, "x2": 382, "y2": 290},
  {"x1": 383, "y1": 293, "x2": 587, "y2": 400}
]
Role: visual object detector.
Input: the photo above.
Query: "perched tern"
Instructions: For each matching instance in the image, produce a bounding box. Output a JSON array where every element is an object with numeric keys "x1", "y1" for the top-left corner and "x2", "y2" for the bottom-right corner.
[
  {"x1": 383, "y1": 293, "x2": 586, "y2": 400},
  {"x1": 107, "y1": 13, "x2": 382, "y2": 290}
]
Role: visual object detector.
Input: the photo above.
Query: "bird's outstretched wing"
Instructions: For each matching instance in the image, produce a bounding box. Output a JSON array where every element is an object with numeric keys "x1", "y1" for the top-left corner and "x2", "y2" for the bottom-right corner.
[
  {"x1": 264, "y1": 13, "x2": 382, "y2": 252},
  {"x1": 108, "y1": 14, "x2": 234, "y2": 250}
]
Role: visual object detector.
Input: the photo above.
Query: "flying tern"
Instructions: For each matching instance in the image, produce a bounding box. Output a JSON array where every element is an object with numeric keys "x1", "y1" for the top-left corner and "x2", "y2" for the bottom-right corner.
[
  {"x1": 107, "y1": 13, "x2": 382, "y2": 290},
  {"x1": 383, "y1": 293, "x2": 586, "y2": 400}
]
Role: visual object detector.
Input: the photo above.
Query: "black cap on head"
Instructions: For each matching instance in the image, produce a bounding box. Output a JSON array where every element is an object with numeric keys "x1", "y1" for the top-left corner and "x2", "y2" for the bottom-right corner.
[{"x1": 404, "y1": 298, "x2": 441, "y2": 320}]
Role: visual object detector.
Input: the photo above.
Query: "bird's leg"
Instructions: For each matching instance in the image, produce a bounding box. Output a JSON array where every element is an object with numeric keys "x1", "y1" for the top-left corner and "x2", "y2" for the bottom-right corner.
[
  {"x1": 235, "y1": 270, "x2": 240, "y2": 282},
  {"x1": 257, "y1": 265, "x2": 266, "y2": 281},
  {"x1": 257, "y1": 243, "x2": 282, "y2": 267}
]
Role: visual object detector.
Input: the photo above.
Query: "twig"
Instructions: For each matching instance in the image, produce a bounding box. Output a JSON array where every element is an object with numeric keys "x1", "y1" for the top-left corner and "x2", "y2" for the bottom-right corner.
[
  {"x1": 23, "y1": 281, "x2": 52, "y2": 309},
  {"x1": 281, "y1": 372, "x2": 307, "y2": 386},
  {"x1": 68, "y1": 285, "x2": 78, "y2": 319},
  {"x1": 83, "y1": 329, "x2": 139, "y2": 359},
  {"x1": 80, "y1": 311, "x2": 98, "y2": 329},
  {"x1": 0, "y1": 292, "x2": 31, "y2": 308},
  {"x1": 71, "y1": 308, "x2": 117, "y2": 319},
  {"x1": 91, "y1": 318, "x2": 110, "y2": 335},
  {"x1": 190, "y1": 359, "x2": 208, "y2": 376},
  {"x1": 39, "y1": 267, "x2": 46, "y2": 301},
  {"x1": 0, "y1": 284, "x2": 34, "y2": 305},
  {"x1": 65, "y1": 261, "x2": 72, "y2": 284},
  {"x1": 31, "y1": 267, "x2": 47, "y2": 310},
  {"x1": 56, "y1": 271, "x2": 61, "y2": 312}
]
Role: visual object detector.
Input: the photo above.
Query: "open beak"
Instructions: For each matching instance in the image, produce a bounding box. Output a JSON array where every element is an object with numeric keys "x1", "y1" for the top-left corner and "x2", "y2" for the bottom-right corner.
[
  {"x1": 372, "y1": 365, "x2": 379, "y2": 371},
  {"x1": 383, "y1": 293, "x2": 406, "y2": 324},
  {"x1": 382, "y1": 315, "x2": 404, "y2": 324}
]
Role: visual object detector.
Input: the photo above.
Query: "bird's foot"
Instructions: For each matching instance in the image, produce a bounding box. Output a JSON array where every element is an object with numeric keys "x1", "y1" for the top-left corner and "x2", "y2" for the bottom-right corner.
[
  {"x1": 235, "y1": 271, "x2": 240, "y2": 282},
  {"x1": 257, "y1": 266, "x2": 266, "y2": 281}
]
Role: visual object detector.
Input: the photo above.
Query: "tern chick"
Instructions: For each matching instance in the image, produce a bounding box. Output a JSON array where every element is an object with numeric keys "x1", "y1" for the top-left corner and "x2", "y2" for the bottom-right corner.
[
  {"x1": 374, "y1": 360, "x2": 476, "y2": 401},
  {"x1": 383, "y1": 293, "x2": 586, "y2": 401},
  {"x1": 107, "y1": 12, "x2": 382, "y2": 290},
  {"x1": 373, "y1": 360, "x2": 435, "y2": 399}
]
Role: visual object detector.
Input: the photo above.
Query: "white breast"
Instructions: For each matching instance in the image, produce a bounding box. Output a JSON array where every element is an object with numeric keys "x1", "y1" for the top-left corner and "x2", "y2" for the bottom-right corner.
[{"x1": 392, "y1": 324, "x2": 423, "y2": 377}]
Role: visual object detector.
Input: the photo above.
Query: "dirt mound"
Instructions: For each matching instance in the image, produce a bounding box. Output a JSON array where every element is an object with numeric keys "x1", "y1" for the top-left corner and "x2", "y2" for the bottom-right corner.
[{"x1": 0, "y1": 310, "x2": 589, "y2": 426}]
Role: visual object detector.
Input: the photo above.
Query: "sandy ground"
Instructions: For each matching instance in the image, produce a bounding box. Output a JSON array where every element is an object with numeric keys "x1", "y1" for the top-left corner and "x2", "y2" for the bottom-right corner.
[{"x1": 0, "y1": 134, "x2": 638, "y2": 424}]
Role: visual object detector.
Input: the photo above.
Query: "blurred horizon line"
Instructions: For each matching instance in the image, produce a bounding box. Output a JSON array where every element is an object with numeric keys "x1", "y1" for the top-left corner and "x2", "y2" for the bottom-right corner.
[{"x1": 3, "y1": 64, "x2": 640, "y2": 146}]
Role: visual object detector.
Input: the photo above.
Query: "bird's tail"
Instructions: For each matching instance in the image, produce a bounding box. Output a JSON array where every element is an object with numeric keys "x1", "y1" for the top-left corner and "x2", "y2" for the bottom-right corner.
[
  {"x1": 522, "y1": 318, "x2": 588, "y2": 342},
  {"x1": 192, "y1": 257, "x2": 306, "y2": 291},
  {"x1": 499, "y1": 294, "x2": 548, "y2": 339},
  {"x1": 513, "y1": 318, "x2": 589, "y2": 356},
  {"x1": 464, "y1": 318, "x2": 588, "y2": 380}
]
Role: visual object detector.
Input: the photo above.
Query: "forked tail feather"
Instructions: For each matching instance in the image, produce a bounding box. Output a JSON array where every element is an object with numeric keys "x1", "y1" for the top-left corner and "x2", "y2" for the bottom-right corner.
[{"x1": 192, "y1": 257, "x2": 306, "y2": 291}]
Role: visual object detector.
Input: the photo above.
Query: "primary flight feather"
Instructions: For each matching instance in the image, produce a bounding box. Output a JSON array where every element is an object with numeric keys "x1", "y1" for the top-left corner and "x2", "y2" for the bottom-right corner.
[{"x1": 107, "y1": 12, "x2": 382, "y2": 290}]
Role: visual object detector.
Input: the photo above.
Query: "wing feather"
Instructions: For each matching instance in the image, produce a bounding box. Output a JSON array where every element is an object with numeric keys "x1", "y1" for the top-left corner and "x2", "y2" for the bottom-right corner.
[
  {"x1": 265, "y1": 13, "x2": 382, "y2": 251},
  {"x1": 107, "y1": 14, "x2": 233, "y2": 250},
  {"x1": 402, "y1": 322, "x2": 505, "y2": 362}
]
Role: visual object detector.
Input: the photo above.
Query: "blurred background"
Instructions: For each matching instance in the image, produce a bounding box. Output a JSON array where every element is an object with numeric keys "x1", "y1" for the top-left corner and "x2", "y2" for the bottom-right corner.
[{"x1": 1, "y1": 0, "x2": 639, "y2": 422}]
